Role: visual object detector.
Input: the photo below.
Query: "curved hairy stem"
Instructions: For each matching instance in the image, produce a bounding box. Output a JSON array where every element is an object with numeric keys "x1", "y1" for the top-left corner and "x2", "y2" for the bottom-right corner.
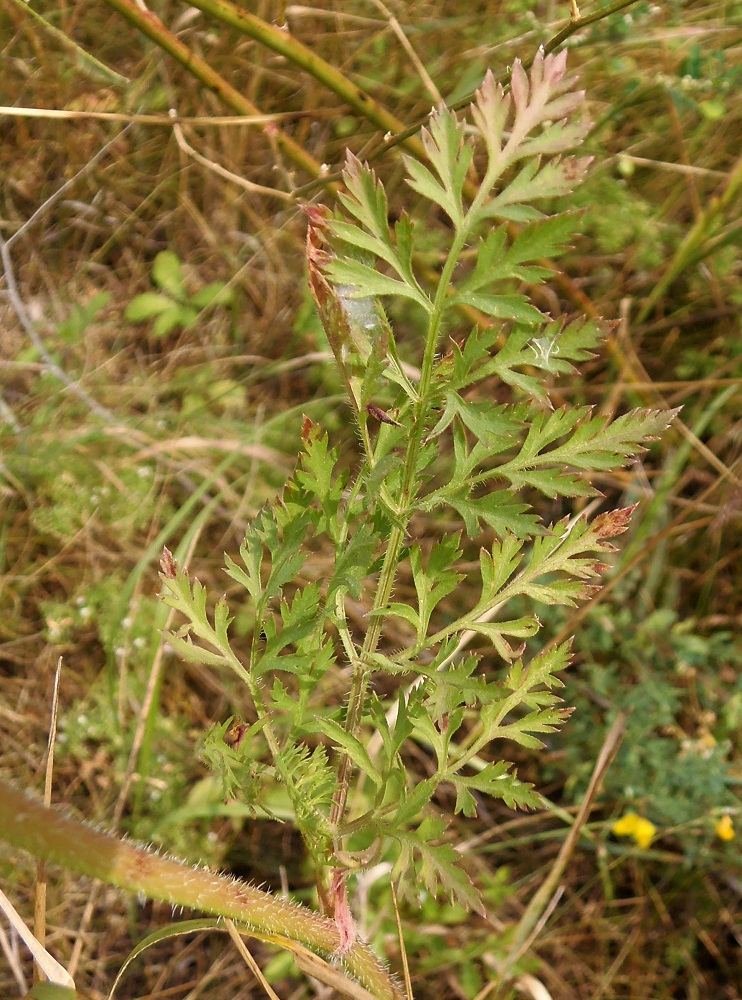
[{"x1": 0, "y1": 781, "x2": 404, "y2": 1000}]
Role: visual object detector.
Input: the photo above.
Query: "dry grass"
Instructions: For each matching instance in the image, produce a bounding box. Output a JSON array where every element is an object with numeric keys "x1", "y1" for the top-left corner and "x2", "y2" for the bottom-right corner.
[{"x1": 1, "y1": 1, "x2": 740, "y2": 997}]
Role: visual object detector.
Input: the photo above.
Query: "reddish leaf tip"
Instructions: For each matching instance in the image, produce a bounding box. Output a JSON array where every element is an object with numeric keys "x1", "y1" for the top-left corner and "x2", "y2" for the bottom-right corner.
[
  {"x1": 301, "y1": 414, "x2": 315, "y2": 441},
  {"x1": 593, "y1": 503, "x2": 639, "y2": 539},
  {"x1": 160, "y1": 547, "x2": 177, "y2": 579}
]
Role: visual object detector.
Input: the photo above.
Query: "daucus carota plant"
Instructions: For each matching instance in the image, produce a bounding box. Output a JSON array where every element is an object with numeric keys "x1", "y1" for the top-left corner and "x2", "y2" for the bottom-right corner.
[
  {"x1": 161, "y1": 46, "x2": 674, "y2": 932},
  {"x1": 0, "y1": 50, "x2": 676, "y2": 999}
]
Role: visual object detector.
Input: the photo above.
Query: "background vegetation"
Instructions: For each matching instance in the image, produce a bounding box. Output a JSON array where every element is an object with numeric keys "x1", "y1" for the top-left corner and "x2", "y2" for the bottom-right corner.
[{"x1": 1, "y1": 0, "x2": 740, "y2": 997}]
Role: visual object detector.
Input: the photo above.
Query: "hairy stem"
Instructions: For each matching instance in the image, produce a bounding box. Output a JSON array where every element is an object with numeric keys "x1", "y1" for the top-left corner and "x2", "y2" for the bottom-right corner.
[
  {"x1": 330, "y1": 220, "x2": 470, "y2": 833},
  {"x1": 0, "y1": 781, "x2": 404, "y2": 1000}
]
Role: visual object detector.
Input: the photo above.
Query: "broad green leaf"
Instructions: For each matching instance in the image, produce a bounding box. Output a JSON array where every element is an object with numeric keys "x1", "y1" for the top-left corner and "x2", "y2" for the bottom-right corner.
[
  {"x1": 152, "y1": 249, "x2": 185, "y2": 298},
  {"x1": 191, "y1": 281, "x2": 233, "y2": 308},
  {"x1": 152, "y1": 304, "x2": 186, "y2": 337},
  {"x1": 124, "y1": 292, "x2": 172, "y2": 322},
  {"x1": 24, "y1": 988, "x2": 79, "y2": 1000}
]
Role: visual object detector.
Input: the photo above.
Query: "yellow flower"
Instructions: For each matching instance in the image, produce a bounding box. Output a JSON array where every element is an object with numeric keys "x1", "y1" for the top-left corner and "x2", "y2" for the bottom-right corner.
[
  {"x1": 715, "y1": 815, "x2": 735, "y2": 842},
  {"x1": 612, "y1": 812, "x2": 657, "y2": 849}
]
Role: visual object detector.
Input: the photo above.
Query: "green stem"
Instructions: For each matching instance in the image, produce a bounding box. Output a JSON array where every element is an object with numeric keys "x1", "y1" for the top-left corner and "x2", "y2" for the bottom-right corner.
[
  {"x1": 186, "y1": 0, "x2": 427, "y2": 163},
  {"x1": 541, "y1": 0, "x2": 643, "y2": 56},
  {"x1": 330, "y1": 220, "x2": 471, "y2": 832},
  {"x1": 0, "y1": 781, "x2": 404, "y2": 1000}
]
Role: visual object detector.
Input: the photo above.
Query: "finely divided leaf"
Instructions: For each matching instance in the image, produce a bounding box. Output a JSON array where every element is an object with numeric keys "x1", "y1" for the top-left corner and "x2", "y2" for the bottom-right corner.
[
  {"x1": 491, "y1": 406, "x2": 680, "y2": 497},
  {"x1": 325, "y1": 257, "x2": 430, "y2": 311},
  {"x1": 465, "y1": 616, "x2": 540, "y2": 662},
  {"x1": 446, "y1": 488, "x2": 540, "y2": 539},
  {"x1": 390, "y1": 817, "x2": 485, "y2": 914},
  {"x1": 411, "y1": 109, "x2": 473, "y2": 227},
  {"x1": 326, "y1": 523, "x2": 379, "y2": 603},
  {"x1": 409, "y1": 535, "x2": 464, "y2": 640},
  {"x1": 295, "y1": 423, "x2": 344, "y2": 518},
  {"x1": 427, "y1": 394, "x2": 524, "y2": 449},
  {"x1": 449, "y1": 290, "x2": 543, "y2": 325},
  {"x1": 450, "y1": 761, "x2": 541, "y2": 816},
  {"x1": 464, "y1": 320, "x2": 603, "y2": 398}
]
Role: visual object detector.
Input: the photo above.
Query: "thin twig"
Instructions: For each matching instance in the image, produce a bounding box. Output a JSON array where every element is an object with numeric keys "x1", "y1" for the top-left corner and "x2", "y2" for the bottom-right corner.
[
  {"x1": 7, "y1": 124, "x2": 132, "y2": 250},
  {"x1": 495, "y1": 712, "x2": 629, "y2": 990},
  {"x1": 368, "y1": 0, "x2": 443, "y2": 104}
]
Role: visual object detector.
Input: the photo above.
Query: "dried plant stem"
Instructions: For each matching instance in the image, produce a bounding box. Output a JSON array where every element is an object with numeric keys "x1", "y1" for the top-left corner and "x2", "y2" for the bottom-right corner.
[
  {"x1": 636, "y1": 150, "x2": 742, "y2": 322},
  {"x1": 494, "y1": 712, "x2": 628, "y2": 993},
  {"x1": 100, "y1": 0, "x2": 337, "y2": 195},
  {"x1": 0, "y1": 781, "x2": 404, "y2": 1000}
]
